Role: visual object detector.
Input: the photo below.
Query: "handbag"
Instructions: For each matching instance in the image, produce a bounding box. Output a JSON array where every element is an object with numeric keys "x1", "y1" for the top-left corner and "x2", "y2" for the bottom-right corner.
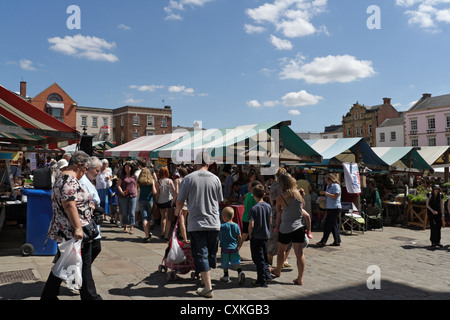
[{"x1": 82, "y1": 219, "x2": 99, "y2": 242}]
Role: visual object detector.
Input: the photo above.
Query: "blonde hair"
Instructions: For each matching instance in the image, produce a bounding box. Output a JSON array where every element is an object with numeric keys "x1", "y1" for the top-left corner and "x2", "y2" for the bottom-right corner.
[
  {"x1": 275, "y1": 167, "x2": 287, "y2": 178},
  {"x1": 222, "y1": 206, "x2": 234, "y2": 221},
  {"x1": 137, "y1": 167, "x2": 154, "y2": 186},
  {"x1": 278, "y1": 173, "x2": 297, "y2": 197}
]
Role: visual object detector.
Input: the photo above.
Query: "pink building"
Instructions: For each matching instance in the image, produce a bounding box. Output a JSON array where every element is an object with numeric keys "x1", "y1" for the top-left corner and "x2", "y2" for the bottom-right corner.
[{"x1": 404, "y1": 93, "x2": 450, "y2": 147}]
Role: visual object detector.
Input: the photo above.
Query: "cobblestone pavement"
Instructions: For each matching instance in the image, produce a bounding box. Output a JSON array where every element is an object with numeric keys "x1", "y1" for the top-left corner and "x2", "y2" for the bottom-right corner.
[{"x1": 0, "y1": 221, "x2": 449, "y2": 302}]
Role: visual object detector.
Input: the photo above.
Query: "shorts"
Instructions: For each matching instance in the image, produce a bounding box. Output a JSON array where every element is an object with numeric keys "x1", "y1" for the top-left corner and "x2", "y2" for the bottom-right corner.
[
  {"x1": 220, "y1": 249, "x2": 241, "y2": 269},
  {"x1": 278, "y1": 227, "x2": 305, "y2": 245},
  {"x1": 157, "y1": 200, "x2": 172, "y2": 209},
  {"x1": 189, "y1": 230, "x2": 219, "y2": 273}
]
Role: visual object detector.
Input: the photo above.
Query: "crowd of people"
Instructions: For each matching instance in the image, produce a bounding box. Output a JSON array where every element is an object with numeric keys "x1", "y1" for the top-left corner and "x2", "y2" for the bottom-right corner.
[{"x1": 38, "y1": 150, "x2": 449, "y2": 300}]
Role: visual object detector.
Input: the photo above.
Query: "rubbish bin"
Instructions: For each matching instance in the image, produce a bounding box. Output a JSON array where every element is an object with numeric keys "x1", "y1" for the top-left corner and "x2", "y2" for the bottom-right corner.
[{"x1": 19, "y1": 189, "x2": 56, "y2": 256}]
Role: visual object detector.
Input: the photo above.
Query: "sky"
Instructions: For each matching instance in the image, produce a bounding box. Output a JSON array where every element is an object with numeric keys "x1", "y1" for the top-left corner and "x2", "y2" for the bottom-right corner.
[{"x1": 2, "y1": 0, "x2": 450, "y2": 133}]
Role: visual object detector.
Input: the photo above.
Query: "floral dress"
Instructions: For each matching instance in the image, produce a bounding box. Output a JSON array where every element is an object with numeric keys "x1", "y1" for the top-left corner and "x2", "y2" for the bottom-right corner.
[{"x1": 47, "y1": 174, "x2": 93, "y2": 243}]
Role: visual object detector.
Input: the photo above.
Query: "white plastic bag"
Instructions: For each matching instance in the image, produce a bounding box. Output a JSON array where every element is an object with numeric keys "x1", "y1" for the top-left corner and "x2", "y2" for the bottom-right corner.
[
  {"x1": 51, "y1": 239, "x2": 83, "y2": 290},
  {"x1": 167, "y1": 232, "x2": 185, "y2": 264}
]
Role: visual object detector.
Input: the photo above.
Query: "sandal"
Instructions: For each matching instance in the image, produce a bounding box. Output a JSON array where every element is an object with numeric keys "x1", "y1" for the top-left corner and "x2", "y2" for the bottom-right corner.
[
  {"x1": 196, "y1": 288, "x2": 214, "y2": 298},
  {"x1": 293, "y1": 279, "x2": 303, "y2": 285}
]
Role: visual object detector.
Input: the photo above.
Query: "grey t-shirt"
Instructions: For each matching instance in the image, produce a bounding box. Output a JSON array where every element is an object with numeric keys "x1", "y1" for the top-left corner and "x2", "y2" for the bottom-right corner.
[{"x1": 177, "y1": 169, "x2": 223, "y2": 232}]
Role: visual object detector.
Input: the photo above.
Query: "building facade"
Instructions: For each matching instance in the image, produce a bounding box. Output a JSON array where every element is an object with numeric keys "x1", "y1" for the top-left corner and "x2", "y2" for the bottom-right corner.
[
  {"x1": 342, "y1": 98, "x2": 401, "y2": 146},
  {"x1": 26, "y1": 82, "x2": 78, "y2": 129},
  {"x1": 404, "y1": 93, "x2": 450, "y2": 147},
  {"x1": 321, "y1": 124, "x2": 343, "y2": 139},
  {"x1": 76, "y1": 106, "x2": 114, "y2": 142},
  {"x1": 376, "y1": 116, "x2": 405, "y2": 147},
  {"x1": 113, "y1": 105, "x2": 172, "y2": 145}
]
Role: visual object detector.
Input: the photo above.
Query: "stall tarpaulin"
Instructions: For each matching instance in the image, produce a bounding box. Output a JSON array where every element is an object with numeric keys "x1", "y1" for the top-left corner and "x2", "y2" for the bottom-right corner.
[{"x1": 343, "y1": 162, "x2": 361, "y2": 194}]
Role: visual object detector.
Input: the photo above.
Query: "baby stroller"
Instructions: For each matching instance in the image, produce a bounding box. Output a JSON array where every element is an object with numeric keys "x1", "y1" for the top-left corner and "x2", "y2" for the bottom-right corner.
[{"x1": 158, "y1": 214, "x2": 199, "y2": 281}]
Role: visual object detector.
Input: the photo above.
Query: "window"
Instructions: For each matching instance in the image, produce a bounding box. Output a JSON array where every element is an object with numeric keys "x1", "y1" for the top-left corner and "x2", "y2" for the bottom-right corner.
[
  {"x1": 427, "y1": 117, "x2": 435, "y2": 130},
  {"x1": 410, "y1": 119, "x2": 418, "y2": 131},
  {"x1": 447, "y1": 136, "x2": 450, "y2": 146},
  {"x1": 380, "y1": 132, "x2": 385, "y2": 142},
  {"x1": 447, "y1": 115, "x2": 450, "y2": 128},
  {"x1": 47, "y1": 107, "x2": 64, "y2": 122},
  {"x1": 47, "y1": 93, "x2": 63, "y2": 102},
  {"x1": 354, "y1": 113, "x2": 357, "y2": 120},
  {"x1": 147, "y1": 131, "x2": 155, "y2": 136},
  {"x1": 113, "y1": 117, "x2": 116, "y2": 128},
  {"x1": 121, "y1": 116, "x2": 124, "y2": 127},
  {"x1": 161, "y1": 117, "x2": 167, "y2": 128},
  {"x1": 390, "y1": 132, "x2": 396, "y2": 141},
  {"x1": 428, "y1": 137, "x2": 436, "y2": 146},
  {"x1": 133, "y1": 131, "x2": 139, "y2": 139},
  {"x1": 147, "y1": 116, "x2": 154, "y2": 126},
  {"x1": 81, "y1": 116, "x2": 87, "y2": 127},
  {"x1": 368, "y1": 125, "x2": 372, "y2": 134},
  {"x1": 133, "y1": 115, "x2": 139, "y2": 126},
  {"x1": 411, "y1": 138, "x2": 418, "y2": 147},
  {"x1": 347, "y1": 127, "x2": 351, "y2": 136},
  {"x1": 360, "y1": 112, "x2": 363, "y2": 119},
  {"x1": 92, "y1": 117, "x2": 98, "y2": 127},
  {"x1": 102, "y1": 117, "x2": 108, "y2": 127}
]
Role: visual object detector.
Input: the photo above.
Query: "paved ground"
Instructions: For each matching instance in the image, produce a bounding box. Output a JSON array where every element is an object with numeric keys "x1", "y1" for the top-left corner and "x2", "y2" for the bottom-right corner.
[{"x1": 0, "y1": 220, "x2": 449, "y2": 303}]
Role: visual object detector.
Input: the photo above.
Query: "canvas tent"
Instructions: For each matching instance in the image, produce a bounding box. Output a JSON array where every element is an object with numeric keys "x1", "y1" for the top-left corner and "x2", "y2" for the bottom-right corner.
[
  {"x1": 63, "y1": 140, "x2": 116, "y2": 155},
  {"x1": 149, "y1": 121, "x2": 322, "y2": 165},
  {"x1": 0, "y1": 85, "x2": 80, "y2": 149},
  {"x1": 104, "y1": 132, "x2": 188, "y2": 159},
  {"x1": 303, "y1": 138, "x2": 389, "y2": 171},
  {"x1": 371, "y1": 147, "x2": 432, "y2": 171}
]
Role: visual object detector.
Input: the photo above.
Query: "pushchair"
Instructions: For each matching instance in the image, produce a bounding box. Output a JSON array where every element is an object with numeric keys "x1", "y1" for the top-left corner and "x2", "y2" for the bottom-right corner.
[{"x1": 158, "y1": 214, "x2": 199, "y2": 281}]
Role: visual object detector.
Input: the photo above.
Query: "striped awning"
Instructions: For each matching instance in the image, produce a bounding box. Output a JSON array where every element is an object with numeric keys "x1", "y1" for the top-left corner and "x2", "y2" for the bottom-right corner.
[
  {"x1": 371, "y1": 147, "x2": 432, "y2": 170},
  {"x1": 149, "y1": 121, "x2": 322, "y2": 164},
  {"x1": 0, "y1": 85, "x2": 80, "y2": 148},
  {"x1": 104, "y1": 132, "x2": 189, "y2": 158}
]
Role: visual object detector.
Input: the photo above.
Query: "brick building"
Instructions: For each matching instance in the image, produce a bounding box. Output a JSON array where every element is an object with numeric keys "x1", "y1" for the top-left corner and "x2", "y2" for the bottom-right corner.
[
  {"x1": 342, "y1": 98, "x2": 401, "y2": 146},
  {"x1": 113, "y1": 105, "x2": 172, "y2": 145},
  {"x1": 25, "y1": 82, "x2": 78, "y2": 129}
]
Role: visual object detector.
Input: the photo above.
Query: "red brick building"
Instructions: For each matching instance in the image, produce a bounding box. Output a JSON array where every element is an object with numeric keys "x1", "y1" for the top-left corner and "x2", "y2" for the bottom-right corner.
[
  {"x1": 113, "y1": 105, "x2": 173, "y2": 145},
  {"x1": 24, "y1": 82, "x2": 78, "y2": 129}
]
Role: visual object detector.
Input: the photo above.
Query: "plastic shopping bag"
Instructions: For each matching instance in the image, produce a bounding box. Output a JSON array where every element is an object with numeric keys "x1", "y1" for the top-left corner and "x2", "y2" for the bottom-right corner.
[
  {"x1": 51, "y1": 239, "x2": 83, "y2": 291},
  {"x1": 167, "y1": 232, "x2": 186, "y2": 264}
]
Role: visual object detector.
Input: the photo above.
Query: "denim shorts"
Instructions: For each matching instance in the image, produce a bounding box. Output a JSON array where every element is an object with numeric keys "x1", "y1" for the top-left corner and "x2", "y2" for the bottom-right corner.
[
  {"x1": 139, "y1": 200, "x2": 153, "y2": 221},
  {"x1": 188, "y1": 230, "x2": 219, "y2": 273}
]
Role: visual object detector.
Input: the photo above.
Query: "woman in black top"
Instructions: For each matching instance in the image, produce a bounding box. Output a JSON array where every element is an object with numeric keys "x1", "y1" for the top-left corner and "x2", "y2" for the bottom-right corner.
[{"x1": 426, "y1": 185, "x2": 445, "y2": 248}]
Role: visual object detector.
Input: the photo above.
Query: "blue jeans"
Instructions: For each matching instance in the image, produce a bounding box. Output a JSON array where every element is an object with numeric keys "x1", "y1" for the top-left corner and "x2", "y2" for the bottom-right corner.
[
  {"x1": 119, "y1": 197, "x2": 137, "y2": 226},
  {"x1": 139, "y1": 200, "x2": 153, "y2": 221},
  {"x1": 188, "y1": 230, "x2": 219, "y2": 274}
]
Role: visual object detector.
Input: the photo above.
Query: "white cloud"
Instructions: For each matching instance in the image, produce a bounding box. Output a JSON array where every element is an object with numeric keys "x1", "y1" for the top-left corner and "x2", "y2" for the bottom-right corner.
[
  {"x1": 282, "y1": 90, "x2": 323, "y2": 107},
  {"x1": 247, "y1": 100, "x2": 262, "y2": 108},
  {"x1": 288, "y1": 109, "x2": 301, "y2": 116},
  {"x1": 263, "y1": 100, "x2": 280, "y2": 107},
  {"x1": 164, "y1": 0, "x2": 214, "y2": 20},
  {"x1": 130, "y1": 85, "x2": 164, "y2": 92},
  {"x1": 118, "y1": 24, "x2": 132, "y2": 31},
  {"x1": 125, "y1": 98, "x2": 144, "y2": 104},
  {"x1": 280, "y1": 54, "x2": 376, "y2": 84},
  {"x1": 245, "y1": 0, "x2": 328, "y2": 42},
  {"x1": 396, "y1": 0, "x2": 450, "y2": 31},
  {"x1": 168, "y1": 85, "x2": 195, "y2": 94},
  {"x1": 19, "y1": 59, "x2": 36, "y2": 71},
  {"x1": 48, "y1": 34, "x2": 119, "y2": 63},
  {"x1": 269, "y1": 35, "x2": 293, "y2": 50},
  {"x1": 244, "y1": 24, "x2": 266, "y2": 34}
]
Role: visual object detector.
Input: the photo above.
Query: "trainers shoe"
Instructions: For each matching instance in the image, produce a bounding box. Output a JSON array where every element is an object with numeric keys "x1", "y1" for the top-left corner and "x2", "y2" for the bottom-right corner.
[
  {"x1": 220, "y1": 275, "x2": 230, "y2": 283},
  {"x1": 196, "y1": 287, "x2": 214, "y2": 298},
  {"x1": 238, "y1": 272, "x2": 245, "y2": 285}
]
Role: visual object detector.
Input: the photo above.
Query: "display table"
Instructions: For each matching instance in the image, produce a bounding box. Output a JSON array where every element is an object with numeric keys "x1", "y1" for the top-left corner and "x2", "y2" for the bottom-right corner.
[{"x1": 383, "y1": 201, "x2": 403, "y2": 225}]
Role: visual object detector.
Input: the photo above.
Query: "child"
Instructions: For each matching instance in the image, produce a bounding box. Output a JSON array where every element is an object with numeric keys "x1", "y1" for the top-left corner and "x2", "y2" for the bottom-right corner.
[
  {"x1": 248, "y1": 184, "x2": 273, "y2": 288},
  {"x1": 219, "y1": 207, "x2": 245, "y2": 285},
  {"x1": 109, "y1": 178, "x2": 120, "y2": 226}
]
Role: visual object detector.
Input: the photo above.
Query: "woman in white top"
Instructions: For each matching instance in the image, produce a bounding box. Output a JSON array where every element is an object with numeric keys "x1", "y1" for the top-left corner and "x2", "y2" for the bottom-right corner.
[
  {"x1": 96, "y1": 159, "x2": 113, "y2": 217},
  {"x1": 156, "y1": 166, "x2": 176, "y2": 241}
]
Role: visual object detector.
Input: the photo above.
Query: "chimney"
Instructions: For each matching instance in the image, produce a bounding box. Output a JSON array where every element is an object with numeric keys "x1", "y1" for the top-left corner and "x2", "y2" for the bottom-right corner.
[
  {"x1": 20, "y1": 81, "x2": 27, "y2": 98},
  {"x1": 383, "y1": 97, "x2": 391, "y2": 105},
  {"x1": 422, "y1": 93, "x2": 431, "y2": 99}
]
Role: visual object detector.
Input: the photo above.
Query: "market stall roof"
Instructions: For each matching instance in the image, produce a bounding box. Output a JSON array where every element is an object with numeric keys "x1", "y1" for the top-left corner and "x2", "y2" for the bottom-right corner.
[
  {"x1": 104, "y1": 132, "x2": 188, "y2": 158},
  {"x1": 149, "y1": 121, "x2": 322, "y2": 164},
  {"x1": 0, "y1": 85, "x2": 80, "y2": 148},
  {"x1": 63, "y1": 140, "x2": 116, "y2": 154},
  {"x1": 303, "y1": 138, "x2": 389, "y2": 169},
  {"x1": 371, "y1": 147, "x2": 432, "y2": 171},
  {"x1": 415, "y1": 146, "x2": 450, "y2": 167}
]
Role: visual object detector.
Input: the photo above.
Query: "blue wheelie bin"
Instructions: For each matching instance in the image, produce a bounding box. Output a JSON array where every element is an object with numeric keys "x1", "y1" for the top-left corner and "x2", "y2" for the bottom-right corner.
[{"x1": 20, "y1": 189, "x2": 57, "y2": 256}]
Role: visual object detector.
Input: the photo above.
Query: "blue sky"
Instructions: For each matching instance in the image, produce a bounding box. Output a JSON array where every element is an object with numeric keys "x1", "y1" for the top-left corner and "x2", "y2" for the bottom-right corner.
[{"x1": 2, "y1": 0, "x2": 450, "y2": 133}]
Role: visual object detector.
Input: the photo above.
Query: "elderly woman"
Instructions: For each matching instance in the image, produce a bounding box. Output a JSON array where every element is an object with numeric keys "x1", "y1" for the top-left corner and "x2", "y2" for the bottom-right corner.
[
  {"x1": 41, "y1": 151, "x2": 102, "y2": 300},
  {"x1": 317, "y1": 173, "x2": 342, "y2": 247}
]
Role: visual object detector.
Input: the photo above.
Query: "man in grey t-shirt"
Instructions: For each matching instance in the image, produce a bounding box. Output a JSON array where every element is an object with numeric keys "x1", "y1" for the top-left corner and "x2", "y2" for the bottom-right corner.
[{"x1": 175, "y1": 152, "x2": 223, "y2": 298}]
